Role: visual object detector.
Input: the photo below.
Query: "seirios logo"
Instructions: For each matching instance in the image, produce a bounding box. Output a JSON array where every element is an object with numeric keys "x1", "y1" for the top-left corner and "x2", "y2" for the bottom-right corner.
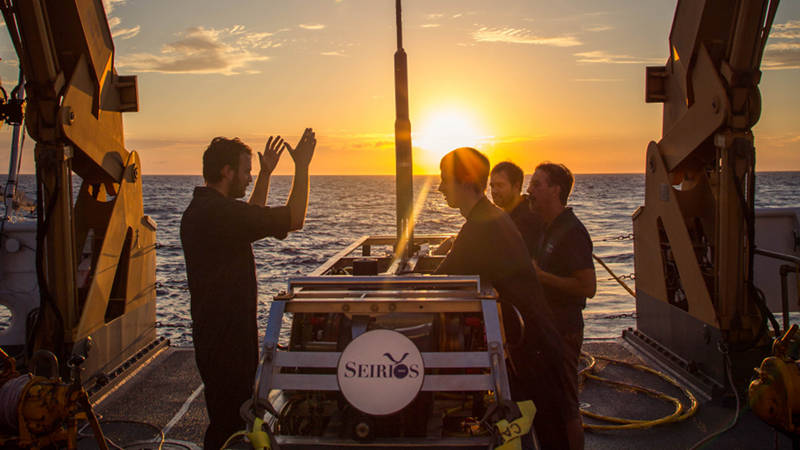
[
  {"x1": 337, "y1": 329, "x2": 425, "y2": 415},
  {"x1": 341, "y1": 351, "x2": 421, "y2": 380}
]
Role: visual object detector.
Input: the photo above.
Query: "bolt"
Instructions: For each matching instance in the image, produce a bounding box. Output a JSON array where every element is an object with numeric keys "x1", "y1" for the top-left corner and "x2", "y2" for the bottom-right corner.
[{"x1": 62, "y1": 107, "x2": 75, "y2": 125}]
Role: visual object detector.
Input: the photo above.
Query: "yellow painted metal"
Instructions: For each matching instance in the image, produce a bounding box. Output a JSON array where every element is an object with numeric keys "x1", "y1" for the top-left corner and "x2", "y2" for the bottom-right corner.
[
  {"x1": 35, "y1": 143, "x2": 80, "y2": 332},
  {"x1": 635, "y1": 0, "x2": 777, "y2": 352},
  {"x1": 60, "y1": 53, "x2": 129, "y2": 182},
  {"x1": 634, "y1": 143, "x2": 719, "y2": 327},
  {"x1": 657, "y1": 45, "x2": 729, "y2": 172},
  {"x1": 749, "y1": 325, "x2": 800, "y2": 434},
  {"x1": 6, "y1": 0, "x2": 154, "y2": 381},
  {"x1": 77, "y1": 151, "x2": 154, "y2": 339}
]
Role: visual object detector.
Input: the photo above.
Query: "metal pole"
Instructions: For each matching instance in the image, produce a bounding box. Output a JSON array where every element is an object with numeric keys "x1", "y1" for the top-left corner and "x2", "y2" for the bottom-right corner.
[
  {"x1": 394, "y1": 0, "x2": 414, "y2": 260},
  {"x1": 4, "y1": 69, "x2": 25, "y2": 216}
]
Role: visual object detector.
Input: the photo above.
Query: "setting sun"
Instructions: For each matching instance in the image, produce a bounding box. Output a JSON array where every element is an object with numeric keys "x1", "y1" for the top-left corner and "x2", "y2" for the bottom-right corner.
[{"x1": 414, "y1": 108, "x2": 489, "y2": 171}]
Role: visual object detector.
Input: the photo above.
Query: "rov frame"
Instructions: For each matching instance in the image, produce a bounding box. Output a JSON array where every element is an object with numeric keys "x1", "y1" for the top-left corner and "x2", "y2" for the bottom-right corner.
[{"x1": 254, "y1": 236, "x2": 516, "y2": 448}]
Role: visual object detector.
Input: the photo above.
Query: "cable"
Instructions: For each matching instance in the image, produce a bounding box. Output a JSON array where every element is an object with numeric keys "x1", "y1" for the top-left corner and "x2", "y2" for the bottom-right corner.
[
  {"x1": 690, "y1": 347, "x2": 740, "y2": 449},
  {"x1": 578, "y1": 352, "x2": 699, "y2": 430},
  {"x1": 592, "y1": 253, "x2": 635, "y2": 298},
  {"x1": 27, "y1": 158, "x2": 66, "y2": 361},
  {"x1": 78, "y1": 418, "x2": 169, "y2": 450},
  {"x1": 221, "y1": 430, "x2": 249, "y2": 449}
]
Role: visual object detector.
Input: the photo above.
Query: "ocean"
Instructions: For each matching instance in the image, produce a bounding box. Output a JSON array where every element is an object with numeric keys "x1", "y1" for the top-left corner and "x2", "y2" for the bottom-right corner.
[{"x1": 2, "y1": 172, "x2": 799, "y2": 346}]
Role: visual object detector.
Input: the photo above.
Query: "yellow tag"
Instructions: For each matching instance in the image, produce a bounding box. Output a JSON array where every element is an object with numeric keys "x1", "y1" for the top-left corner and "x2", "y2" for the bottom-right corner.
[
  {"x1": 494, "y1": 401, "x2": 536, "y2": 450},
  {"x1": 246, "y1": 418, "x2": 271, "y2": 450}
]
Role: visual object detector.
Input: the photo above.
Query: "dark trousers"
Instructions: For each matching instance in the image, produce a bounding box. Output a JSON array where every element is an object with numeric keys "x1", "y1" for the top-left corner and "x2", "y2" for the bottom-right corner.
[
  {"x1": 561, "y1": 326, "x2": 585, "y2": 450},
  {"x1": 194, "y1": 329, "x2": 258, "y2": 449},
  {"x1": 562, "y1": 325, "x2": 584, "y2": 408}
]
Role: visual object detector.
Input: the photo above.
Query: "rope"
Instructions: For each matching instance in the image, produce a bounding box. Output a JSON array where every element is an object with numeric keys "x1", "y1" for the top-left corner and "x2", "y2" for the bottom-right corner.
[
  {"x1": 592, "y1": 253, "x2": 636, "y2": 298},
  {"x1": 578, "y1": 352, "x2": 698, "y2": 430},
  {"x1": 222, "y1": 430, "x2": 250, "y2": 449},
  {"x1": 77, "y1": 418, "x2": 165, "y2": 450}
]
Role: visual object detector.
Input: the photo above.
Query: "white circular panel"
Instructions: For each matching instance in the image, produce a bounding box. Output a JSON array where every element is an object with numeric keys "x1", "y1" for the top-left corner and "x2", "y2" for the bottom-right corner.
[{"x1": 337, "y1": 329, "x2": 425, "y2": 416}]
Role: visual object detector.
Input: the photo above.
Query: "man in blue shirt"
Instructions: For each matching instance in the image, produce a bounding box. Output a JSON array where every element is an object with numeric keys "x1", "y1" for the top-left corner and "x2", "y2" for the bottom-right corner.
[{"x1": 527, "y1": 162, "x2": 596, "y2": 408}]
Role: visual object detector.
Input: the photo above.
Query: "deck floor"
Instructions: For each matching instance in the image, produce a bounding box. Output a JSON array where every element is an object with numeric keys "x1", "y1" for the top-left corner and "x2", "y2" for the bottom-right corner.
[{"x1": 80, "y1": 340, "x2": 795, "y2": 449}]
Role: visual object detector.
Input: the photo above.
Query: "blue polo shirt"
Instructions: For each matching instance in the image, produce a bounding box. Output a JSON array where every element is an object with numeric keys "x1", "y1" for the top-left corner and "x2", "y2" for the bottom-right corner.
[{"x1": 535, "y1": 207, "x2": 593, "y2": 335}]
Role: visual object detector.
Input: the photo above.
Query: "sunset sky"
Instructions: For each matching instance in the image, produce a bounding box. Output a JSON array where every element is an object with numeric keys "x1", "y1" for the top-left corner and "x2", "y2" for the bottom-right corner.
[{"x1": 0, "y1": 0, "x2": 798, "y2": 175}]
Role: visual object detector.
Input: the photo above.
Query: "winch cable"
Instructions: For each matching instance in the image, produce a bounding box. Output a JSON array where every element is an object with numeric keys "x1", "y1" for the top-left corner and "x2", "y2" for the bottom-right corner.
[
  {"x1": 578, "y1": 352, "x2": 699, "y2": 430},
  {"x1": 592, "y1": 253, "x2": 635, "y2": 298},
  {"x1": 689, "y1": 345, "x2": 741, "y2": 449}
]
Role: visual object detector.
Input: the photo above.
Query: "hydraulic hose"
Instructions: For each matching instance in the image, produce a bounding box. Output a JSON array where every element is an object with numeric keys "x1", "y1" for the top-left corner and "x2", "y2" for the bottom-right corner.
[{"x1": 579, "y1": 352, "x2": 699, "y2": 430}]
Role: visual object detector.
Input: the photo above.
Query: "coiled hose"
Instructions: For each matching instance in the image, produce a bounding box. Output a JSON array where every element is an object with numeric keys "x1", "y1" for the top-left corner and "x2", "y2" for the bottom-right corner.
[{"x1": 578, "y1": 352, "x2": 698, "y2": 430}]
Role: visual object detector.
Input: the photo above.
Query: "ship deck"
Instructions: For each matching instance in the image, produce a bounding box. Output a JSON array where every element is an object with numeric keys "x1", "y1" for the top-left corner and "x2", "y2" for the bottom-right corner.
[{"x1": 84, "y1": 338, "x2": 796, "y2": 449}]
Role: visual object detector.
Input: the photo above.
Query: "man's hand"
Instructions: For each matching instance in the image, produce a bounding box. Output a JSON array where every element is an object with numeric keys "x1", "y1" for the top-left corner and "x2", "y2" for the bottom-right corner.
[
  {"x1": 258, "y1": 135, "x2": 285, "y2": 175},
  {"x1": 533, "y1": 258, "x2": 596, "y2": 298},
  {"x1": 285, "y1": 128, "x2": 316, "y2": 169}
]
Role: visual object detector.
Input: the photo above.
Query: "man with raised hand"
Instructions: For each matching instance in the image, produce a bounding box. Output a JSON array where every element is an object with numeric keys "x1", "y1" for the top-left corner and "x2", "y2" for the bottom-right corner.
[
  {"x1": 435, "y1": 147, "x2": 583, "y2": 449},
  {"x1": 489, "y1": 161, "x2": 542, "y2": 255},
  {"x1": 180, "y1": 129, "x2": 316, "y2": 449},
  {"x1": 527, "y1": 162, "x2": 596, "y2": 409}
]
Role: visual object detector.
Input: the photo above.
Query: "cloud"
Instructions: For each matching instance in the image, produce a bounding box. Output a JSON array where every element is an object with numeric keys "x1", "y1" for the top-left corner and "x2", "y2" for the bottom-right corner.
[
  {"x1": 299, "y1": 24, "x2": 326, "y2": 30},
  {"x1": 426, "y1": 13, "x2": 445, "y2": 20},
  {"x1": 113, "y1": 24, "x2": 140, "y2": 40},
  {"x1": 763, "y1": 21, "x2": 800, "y2": 70},
  {"x1": 586, "y1": 25, "x2": 614, "y2": 32},
  {"x1": 117, "y1": 26, "x2": 273, "y2": 75},
  {"x1": 321, "y1": 51, "x2": 345, "y2": 56},
  {"x1": 574, "y1": 50, "x2": 663, "y2": 64},
  {"x1": 763, "y1": 42, "x2": 800, "y2": 70},
  {"x1": 236, "y1": 31, "x2": 278, "y2": 49},
  {"x1": 105, "y1": 1, "x2": 139, "y2": 40},
  {"x1": 771, "y1": 20, "x2": 800, "y2": 39},
  {"x1": 773, "y1": 20, "x2": 800, "y2": 32},
  {"x1": 472, "y1": 27, "x2": 581, "y2": 47},
  {"x1": 102, "y1": 0, "x2": 126, "y2": 14},
  {"x1": 421, "y1": 24, "x2": 440, "y2": 29},
  {"x1": 772, "y1": 31, "x2": 800, "y2": 39}
]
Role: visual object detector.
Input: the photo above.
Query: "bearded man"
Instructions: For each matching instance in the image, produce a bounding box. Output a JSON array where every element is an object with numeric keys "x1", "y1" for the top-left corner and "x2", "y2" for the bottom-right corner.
[{"x1": 181, "y1": 130, "x2": 315, "y2": 449}]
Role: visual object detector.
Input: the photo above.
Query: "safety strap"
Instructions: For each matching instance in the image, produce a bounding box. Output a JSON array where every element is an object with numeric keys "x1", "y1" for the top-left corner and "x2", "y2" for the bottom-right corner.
[{"x1": 482, "y1": 400, "x2": 537, "y2": 449}]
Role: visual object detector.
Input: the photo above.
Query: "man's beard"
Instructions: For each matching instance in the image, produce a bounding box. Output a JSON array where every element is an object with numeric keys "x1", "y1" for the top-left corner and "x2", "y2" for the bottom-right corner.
[{"x1": 230, "y1": 174, "x2": 247, "y2": 198}]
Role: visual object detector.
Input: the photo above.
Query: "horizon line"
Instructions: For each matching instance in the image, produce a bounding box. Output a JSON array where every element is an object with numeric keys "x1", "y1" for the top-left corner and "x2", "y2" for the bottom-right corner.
[{"x1": 3, "y1": 170, "x2": 800, "y2": 177}]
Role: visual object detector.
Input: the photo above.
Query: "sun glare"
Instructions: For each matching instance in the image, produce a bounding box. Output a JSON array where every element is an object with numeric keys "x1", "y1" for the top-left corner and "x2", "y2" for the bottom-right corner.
[{"x1": 414, "y1": 108, "x2": 487, "y2": 169}]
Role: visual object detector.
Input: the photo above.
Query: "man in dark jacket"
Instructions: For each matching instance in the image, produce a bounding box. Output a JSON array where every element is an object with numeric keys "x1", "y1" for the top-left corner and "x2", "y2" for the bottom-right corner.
[
  {"x1": 489, "y1": 161, "x2": 542, "y2": 255},
  {"x1": 435, "y1": 147, "x2": 583, "y2": 449},
  {"x1": 181, "y1": 130, "x2": 315, "y2": 449}
]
